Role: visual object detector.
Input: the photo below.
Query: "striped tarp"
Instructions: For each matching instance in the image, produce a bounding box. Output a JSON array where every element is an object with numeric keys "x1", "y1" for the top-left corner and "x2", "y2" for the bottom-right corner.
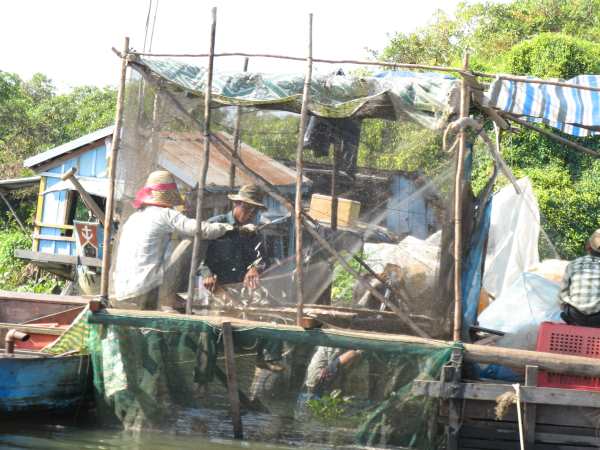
[{"x1": 485, "y1": 75, "x2": 600, "y2": 137}]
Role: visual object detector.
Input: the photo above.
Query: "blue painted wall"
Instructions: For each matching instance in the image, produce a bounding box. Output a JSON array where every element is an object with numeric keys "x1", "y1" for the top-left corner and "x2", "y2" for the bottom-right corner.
[{"x1": 38, "y1": 144, "x2": 107, "y2": 257}]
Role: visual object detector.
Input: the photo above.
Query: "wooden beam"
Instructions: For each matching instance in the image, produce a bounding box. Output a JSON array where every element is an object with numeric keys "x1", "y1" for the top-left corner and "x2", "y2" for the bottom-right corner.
[
  {"x1": 222, "y1": 322, "x2": 243, "y2": 439},
  {"x1": 15, "y1": 248, "x2": 102, "y2": 268},
  {"x1": 524, "y1": 365, "x2": 538, "y2": 447},
  {"x1": 32, "y1": 234, "x2": 76, "y2": 243},
  {"x1": 90, "y1": 309, "x2": 600, "y2": 378},
  {"x1": 35, "y1": 221, "x2": 74, "y2": 230},
  {"x1": 412, "y1": 379, "x2": 600, "y2": 408},
  {"x1": 60, "y1": 167, "x2": 105, "y2": 226}
]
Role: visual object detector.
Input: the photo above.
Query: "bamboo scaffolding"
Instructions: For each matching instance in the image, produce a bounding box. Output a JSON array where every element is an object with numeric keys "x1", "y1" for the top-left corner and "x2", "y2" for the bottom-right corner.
[
  {"x1": 130, "y1": 50, "x2": 466, "y2": 74},
  {"x1": 229, "y1": 57, "x2": 249, "y2": 188},
  {"x1": 186, "y1": 7, "x2": 217, "y2": 315},
  {"x1": 99, "y1": 37, "x2": 129, "y2": 305},
  {"x1": 294, "y1": 14, "x2": 313, "y2": 326},
  {"x1": 452, "y1": 53, "x2": 470, "y2": 342}
]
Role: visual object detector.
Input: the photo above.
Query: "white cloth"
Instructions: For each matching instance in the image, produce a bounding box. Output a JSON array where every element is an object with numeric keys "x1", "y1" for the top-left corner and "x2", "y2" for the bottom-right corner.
[{"x1": 113, "y1": 206, "x2": 231, "y2": 300}]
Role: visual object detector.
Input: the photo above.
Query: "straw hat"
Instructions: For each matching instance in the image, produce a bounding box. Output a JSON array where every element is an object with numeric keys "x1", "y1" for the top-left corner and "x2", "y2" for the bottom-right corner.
[
  {"x1": 589, "y1": 229, "x2": 600, "y2": 252},
  {"x1": 227, "y1": 184, "x2": 266, "y2": 209},
  {"x1": 133, "y1": 170, "x2": 183, "y2": 209}
]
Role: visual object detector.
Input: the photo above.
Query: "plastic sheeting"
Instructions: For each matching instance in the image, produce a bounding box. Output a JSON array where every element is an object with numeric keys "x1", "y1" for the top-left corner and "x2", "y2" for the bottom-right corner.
[
  {"x1": 478, "y1": 272, "x2": 562, "y2": 350},
  {"x1": 131, "y1": 56, "x2": 460, "y2": 128},
  {"x1": 483, "y1": 178, "x2": 540, "y2": 299}
]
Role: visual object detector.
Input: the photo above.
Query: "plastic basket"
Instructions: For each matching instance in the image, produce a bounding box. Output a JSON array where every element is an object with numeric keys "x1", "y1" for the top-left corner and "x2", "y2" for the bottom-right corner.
[{"x1": 536, "y1": 321, "x2": 600, "y2": 391}]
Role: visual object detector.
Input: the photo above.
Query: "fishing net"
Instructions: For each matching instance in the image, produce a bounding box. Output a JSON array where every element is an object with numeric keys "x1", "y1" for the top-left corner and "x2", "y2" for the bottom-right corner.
[
  {"x1": 93, "y1": 54, "x2": 499, "y2": 448},
  {"x1": 87, "y1": 312, "x2": 456, "y2": 449}
]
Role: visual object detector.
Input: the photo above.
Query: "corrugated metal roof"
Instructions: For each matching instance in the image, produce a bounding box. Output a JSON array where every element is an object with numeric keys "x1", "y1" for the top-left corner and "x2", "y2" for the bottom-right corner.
[
  {"x1": 158, "y1": 130, "x2": 310, "y2": 189},
  {"x1": 0, "y1": 176, "x2": 40, "y2": 191},
  {"x1": 24, "y1": 125, "x2": 114, "y2": 169}
]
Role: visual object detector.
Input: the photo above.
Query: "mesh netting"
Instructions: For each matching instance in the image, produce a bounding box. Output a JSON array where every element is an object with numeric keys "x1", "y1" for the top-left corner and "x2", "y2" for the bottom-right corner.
[
  {"x1": 97, "y1": 56, "x2": 481, "y2": 448},
  {"x1": 87, "y1": 313, "x2": 455, "y2": 449}
]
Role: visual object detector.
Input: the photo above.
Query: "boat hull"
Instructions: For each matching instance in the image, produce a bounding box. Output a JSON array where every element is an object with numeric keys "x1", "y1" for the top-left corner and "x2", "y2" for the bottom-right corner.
[{"x1": 0, "y1": 354, "x2": 91, "y2": 414}]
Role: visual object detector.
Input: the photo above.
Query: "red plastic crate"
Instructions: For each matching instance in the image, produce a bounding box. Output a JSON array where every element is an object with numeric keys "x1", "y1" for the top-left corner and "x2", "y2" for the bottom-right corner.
[{"x1": 536, "y1": 321, "x2": 600, "y2": 391}]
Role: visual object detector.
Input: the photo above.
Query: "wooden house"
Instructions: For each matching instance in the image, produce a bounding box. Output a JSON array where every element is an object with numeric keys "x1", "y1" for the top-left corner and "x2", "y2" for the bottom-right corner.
[{"x1": 15, "y1": 126, "x2": 113, "y2": 278}]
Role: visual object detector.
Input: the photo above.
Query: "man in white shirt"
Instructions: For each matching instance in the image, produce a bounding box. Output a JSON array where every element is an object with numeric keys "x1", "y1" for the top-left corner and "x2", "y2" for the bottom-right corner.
[{"x1": 113, "y1": 170, "x2": 232, "y2": 310}]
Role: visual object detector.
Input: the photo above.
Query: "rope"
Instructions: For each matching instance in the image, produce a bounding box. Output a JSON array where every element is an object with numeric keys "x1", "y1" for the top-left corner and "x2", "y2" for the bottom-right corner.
[{"x1": 513, "y1": 383, "x2": 526, "y2": 450}]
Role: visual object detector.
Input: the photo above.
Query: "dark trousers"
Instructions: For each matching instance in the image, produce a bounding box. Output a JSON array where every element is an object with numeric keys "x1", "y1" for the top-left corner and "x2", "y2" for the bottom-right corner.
[{"x1": 561, "y1": 304, "x2": 600, "y2": 327}]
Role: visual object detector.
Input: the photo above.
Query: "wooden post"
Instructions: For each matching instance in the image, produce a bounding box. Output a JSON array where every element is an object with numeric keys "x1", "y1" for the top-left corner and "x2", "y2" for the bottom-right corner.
[
  {"x1": 452, "y1": 52, "x2": 470, "y2": 341},
  {"x1": 524, "y1": 365, "x2": 538, "y2": 447},
  {"x1": 229, "y1": 57, "x2": 249, "y2": 188},
  {"x1": 186, "y1": 7, "x2": 217, "y2": 315},
  {"x1": 60, "y1": 168, "x2": 105, "y2": 227},
  {"x1": 99, "y1": 36, "x2": 129, "y2": 305},
  {"x1": 295, "y1": 14, "x2": 313, "y2": 326},
  {"x1": 222, "y1": 322, "x2": 243, "y2": 439},
  {"x1": 0, "y1": 191, "x2": 26, "y2": 233},
  {"x1": 331, "y1": 142, "x2": 339, "y2": 231},
  {"x1": 444, "y1": 347, "x2": 463, "y2": 450}
]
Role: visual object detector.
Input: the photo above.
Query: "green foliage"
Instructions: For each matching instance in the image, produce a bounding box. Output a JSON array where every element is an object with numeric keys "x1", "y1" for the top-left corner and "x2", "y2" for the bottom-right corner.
[
  {"x1": 0, "y1": 228, "x2": 62, "y2": 293},
  {"x1": 0, "y1": 71, "x2": 116, "y2": 178},
  {"x1": 306, "y1": 389, "x2": 354, "y2": 423},
  {"x1": 503, "y1": 33, "x2": 600, "y2": 78},
  {"x1": 332, "y1": 256, "x2": 363, "y2": 304}
]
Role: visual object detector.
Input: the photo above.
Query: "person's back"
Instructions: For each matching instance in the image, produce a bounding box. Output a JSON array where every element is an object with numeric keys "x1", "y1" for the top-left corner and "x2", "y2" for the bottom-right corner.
[{"x1": 560, "y1": 229, "x2": 600, "y2": 327}]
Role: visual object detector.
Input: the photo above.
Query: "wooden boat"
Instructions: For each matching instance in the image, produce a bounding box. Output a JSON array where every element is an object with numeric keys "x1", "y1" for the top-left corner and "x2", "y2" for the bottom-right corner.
[{"x1": 0, "y1": 290, "x2": 91, "y2": 414}]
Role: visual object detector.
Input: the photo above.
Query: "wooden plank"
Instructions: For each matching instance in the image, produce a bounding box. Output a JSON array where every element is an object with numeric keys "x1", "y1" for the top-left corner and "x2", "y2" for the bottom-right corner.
[
  {"x1": 32, "y1": 233, "x2": 76, "y2": 243},
  {"x1": 0, "y1": 290, "x2": 87, "y2": 305},
  {"x1": 222, "y1": 321, "x2": 243, "y2": 439},
  {"x1": 0, "y1": 323, "x2": 63, "y2": 335},
  {"x1": 15, "y1": 249, "x2": 101, "y2": 267},
  {"x1": 458, "y1": 401, "x2": 600, "y2": 429},
  {"x1": 35, "y1": 221, "x2": 75, "y2": 230},
  {"x1": 413, "y1": 379, "x2": 600, "y2": 408},
  {"x1": 525, "y1": 365, "x2": 538, "y2": 447}
]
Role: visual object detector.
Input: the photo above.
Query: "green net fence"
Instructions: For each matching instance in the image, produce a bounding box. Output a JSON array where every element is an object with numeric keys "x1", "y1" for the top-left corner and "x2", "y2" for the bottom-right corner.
[{"x1": 86, "y1": 311, "x2": 456, "y2": 449}]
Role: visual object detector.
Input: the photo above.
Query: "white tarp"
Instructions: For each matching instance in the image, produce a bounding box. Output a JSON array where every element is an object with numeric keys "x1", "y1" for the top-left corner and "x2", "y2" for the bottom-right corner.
[
  {"x1": 482, "y1": 177, "x2": 540, "y2": 299},
  {"x1": 478, "y1": 272, "x2": 562, "y2": 350}
]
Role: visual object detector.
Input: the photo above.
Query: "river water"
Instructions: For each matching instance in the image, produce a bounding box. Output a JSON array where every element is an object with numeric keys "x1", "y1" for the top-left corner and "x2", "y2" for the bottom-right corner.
[{"x1": 0, "y1": 417, "x2": 297, "y2": 450}]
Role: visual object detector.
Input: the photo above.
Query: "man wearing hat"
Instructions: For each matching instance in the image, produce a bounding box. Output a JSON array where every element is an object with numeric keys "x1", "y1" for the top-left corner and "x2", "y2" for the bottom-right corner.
[
  {"x1": 200, "y1": 185, "x2": 284, "y2": 372},
  {"x1": 200, "y1": 184, "x2": 268, "y2": 291},
  {"x1": 113, "y1": 170, "x2": 233, "y2": 310},
  {"x1": 559, "y1": 229, "x2": 600, "y2": 327}
]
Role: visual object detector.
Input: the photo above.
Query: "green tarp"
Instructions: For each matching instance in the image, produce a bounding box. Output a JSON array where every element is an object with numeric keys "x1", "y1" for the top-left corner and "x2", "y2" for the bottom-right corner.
[{"x1": 131, "y1": 55, "x2": 460, "y2": 128}]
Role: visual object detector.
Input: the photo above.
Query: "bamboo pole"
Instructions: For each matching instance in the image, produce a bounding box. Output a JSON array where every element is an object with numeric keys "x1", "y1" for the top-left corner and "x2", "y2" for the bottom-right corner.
[
  {"x1": 453, "y1": 53, "x2": 470, "y2": 342},
  {"x1": 330, "y1": 143, "x2": 339, "y2": 231},
  {"x1": 99, "y1": 36, "x2": 129, "y2": 305},
  {"x1": 130, "y1": 62, "x2": 430, "y2": 338},
  {"x1": 501, "y1": 112, "x2": 600, "y2": 159},
  {"x1": 92, "y1": 309, "x2": 600, "y2": 378},
  {"x1": 472, "y1": 71, "x2": 600, "y2": 93},
  {"x1": 222, "y1": 322, "x2": 243, "y2": 439},
  {"x1": 186, "y1": 7, "x2": 217, "y2": 315},
  {"x1": 294, "y1": 14, "x2": 313, "y2": 326},
  {"x1": 229, "y1": 57, "x2": 249, "y2": 188},
  {"x1": 130, "y1": 50, "x2": 466, "y2": 74},
  {"x1": 0, "y1": 191, "x2": 26, "y2": 233}
]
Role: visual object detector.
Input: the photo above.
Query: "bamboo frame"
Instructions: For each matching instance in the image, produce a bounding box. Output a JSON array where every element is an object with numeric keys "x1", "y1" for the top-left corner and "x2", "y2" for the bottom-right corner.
[
  {"x1": 99, "y1": 36, "x2": 129, "y2": 303},
  {"x1": 229, "y1": 57, "x2": 249, "y2": 188},
  {"x1": 294, "y1": 14, "x2": 313, "y2": 326},
  {"x1": 452, "y1": 53, "x2": 470, "y2": 342},
  {"x1": 186, "y1": 7, "x2": 218, "y2": 314}
]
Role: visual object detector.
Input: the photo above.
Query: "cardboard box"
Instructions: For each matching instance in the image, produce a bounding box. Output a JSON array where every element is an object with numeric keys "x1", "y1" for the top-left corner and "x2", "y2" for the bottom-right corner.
[{"x1": 309, "y1": 194, "x2": 361, "y2": 227}]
